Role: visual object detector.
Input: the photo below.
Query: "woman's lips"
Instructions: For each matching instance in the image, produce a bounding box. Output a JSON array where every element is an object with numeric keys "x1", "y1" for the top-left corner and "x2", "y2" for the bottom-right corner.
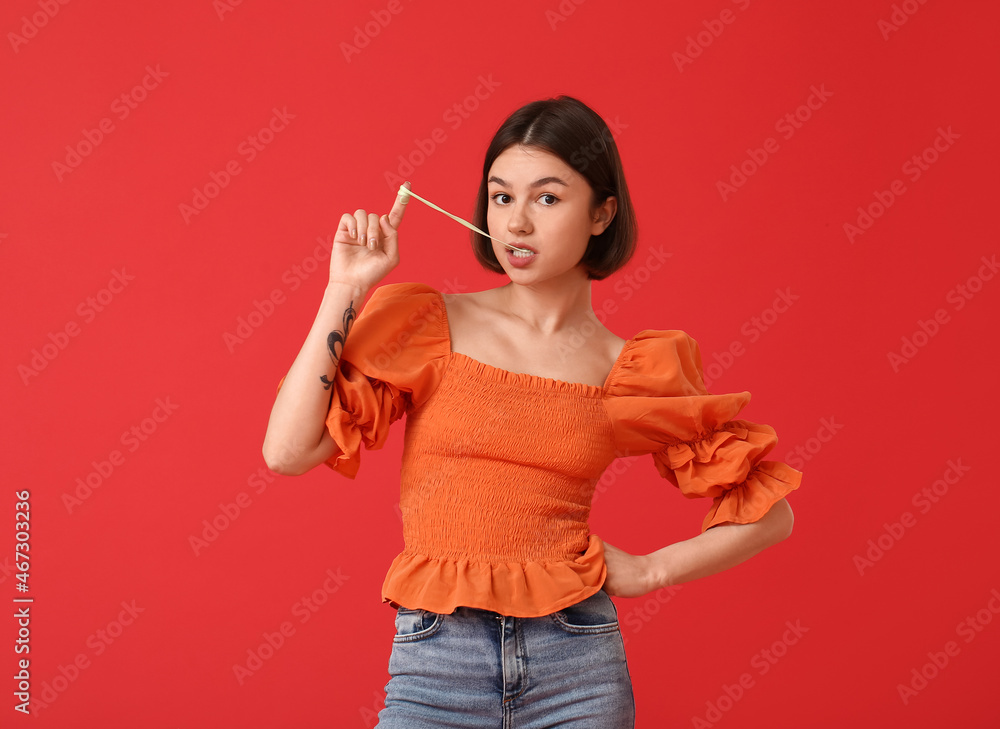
[{"x1": 506, "y1": 248, "x2": 537, "y2": 268}]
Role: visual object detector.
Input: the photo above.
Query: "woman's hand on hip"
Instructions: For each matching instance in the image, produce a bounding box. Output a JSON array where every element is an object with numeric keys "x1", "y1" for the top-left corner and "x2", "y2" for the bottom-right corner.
[{"x1": 601, "y1": 541, "x2": 659, "y2": 599}]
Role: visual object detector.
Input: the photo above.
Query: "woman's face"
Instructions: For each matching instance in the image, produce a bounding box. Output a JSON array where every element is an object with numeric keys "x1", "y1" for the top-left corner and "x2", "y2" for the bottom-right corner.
[{"x1": 486, "y1": 144, "x2": 615, "y2": 285}]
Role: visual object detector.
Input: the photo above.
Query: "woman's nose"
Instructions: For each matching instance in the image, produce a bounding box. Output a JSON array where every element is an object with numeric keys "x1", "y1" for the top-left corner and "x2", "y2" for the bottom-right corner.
[{"x1": 506, "y1": 201, "x2": 531, "y2": 233}]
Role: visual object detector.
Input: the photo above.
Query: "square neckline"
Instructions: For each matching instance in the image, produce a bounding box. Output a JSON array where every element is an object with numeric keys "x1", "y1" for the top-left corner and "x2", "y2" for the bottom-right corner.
[{"x1": 433, "y1": 289, "x2": 637, "y2": 397}]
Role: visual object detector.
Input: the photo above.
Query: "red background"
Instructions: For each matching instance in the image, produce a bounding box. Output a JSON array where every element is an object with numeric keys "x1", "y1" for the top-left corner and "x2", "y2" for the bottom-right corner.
[{"x1": 3, "y1": 0, "x2": 998, "y2": 726}]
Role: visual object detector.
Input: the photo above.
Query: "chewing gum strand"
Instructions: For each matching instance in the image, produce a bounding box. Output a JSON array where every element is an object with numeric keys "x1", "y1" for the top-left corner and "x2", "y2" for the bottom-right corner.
[{"x1": 397, "y1": 184, "x2": 526, "y2": 252}]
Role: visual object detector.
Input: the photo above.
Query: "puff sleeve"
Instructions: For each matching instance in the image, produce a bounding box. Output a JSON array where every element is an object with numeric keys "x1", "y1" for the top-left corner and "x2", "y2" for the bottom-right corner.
[
  {"x1": 274, "y1": 282, "x2": 449, "y2": 478},
  {"x1": 606, "y1": 330, "x2": 802, "y2": 532}
]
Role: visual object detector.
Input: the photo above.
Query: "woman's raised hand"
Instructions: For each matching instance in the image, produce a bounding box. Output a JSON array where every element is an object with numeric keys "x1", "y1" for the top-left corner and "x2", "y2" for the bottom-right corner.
[{"x1": 328, "y1": 181, "x2": 411, "y2": 292}]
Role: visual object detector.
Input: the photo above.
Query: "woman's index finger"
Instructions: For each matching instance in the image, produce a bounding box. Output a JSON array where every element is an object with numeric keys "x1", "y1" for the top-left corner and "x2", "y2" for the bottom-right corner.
[{"x1": 388, "y1": 181, "x2": 411, "y2": 229}]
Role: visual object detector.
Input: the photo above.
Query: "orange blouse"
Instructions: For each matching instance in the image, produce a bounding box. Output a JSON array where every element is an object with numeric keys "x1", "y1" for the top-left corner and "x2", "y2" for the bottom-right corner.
[{"x1": 275, "y1": 281, "x2": 803, "y2": 618}]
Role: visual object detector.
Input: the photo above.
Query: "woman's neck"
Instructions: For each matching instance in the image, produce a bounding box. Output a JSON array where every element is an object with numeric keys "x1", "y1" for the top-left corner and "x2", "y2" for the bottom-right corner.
[{"x1": 497, "y1": 277, "x2": 595, "y2": 337}]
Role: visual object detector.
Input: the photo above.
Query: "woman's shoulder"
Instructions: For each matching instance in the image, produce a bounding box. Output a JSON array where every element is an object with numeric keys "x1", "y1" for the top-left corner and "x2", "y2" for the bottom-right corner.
[
  {"x1": 362, "y1": 281, "x2": 445, "y2": 321},
  {"x1": 610, "y1": 328, "x2": 705, "y2": 394},
  {"x1": 349, "y1": 281, "x2": 447, "y2": 353},
  {"x1": 437, "y1": 286, "x2": 491, "y2": 312},
  {"x1": 618, "y1": 328, "x2": 698, "y2": 361},
  {"x1": 368, "y1": 280, "x2": 442, "y2": 302},
  {"x1": 341, "y1": 282, "x2": 449, "y2": 397}
]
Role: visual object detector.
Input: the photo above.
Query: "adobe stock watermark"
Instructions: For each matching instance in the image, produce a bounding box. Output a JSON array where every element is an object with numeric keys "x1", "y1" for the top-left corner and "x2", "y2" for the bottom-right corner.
[
  {"x1": 0, "y1": 556, "x2": 19, "y2": 586},
  {"x1": 553, "y1": 263, "x2": 663, "y2": 368},
  {"x1": 383, "y1": 75, "x2": 501, "y2": 190},
  {"x1": 619, "y1": 585, "x2": 684, "y2": 646},
  {"x1": 361, "y1": 690, "x2": 389, "y2": 727},
  {"x1": 886, "y1": 254, "x2": 996, "y2": 372},
  {"x1": 701, "y1": 287, "x2": 799, "y2": 390},
  {"x1": 271, "y1": 279, "x2": 469, "y2": 479},
  {"x1": 17, "y1": 268, "x2": 136, "y2": 385},
  {"x1": 232, "y1": 567, "x2": 350, "y2": 685},
  {"x1": 608, "y1": 241, "x2": 671, "y2": 294},
  {"x1": 545, "y1": 0, "x2": 591, "y2": 31},
  {"x1": 213, "y1": 0, "x2": 246, "y2": 20},
  {"x1": 62, "y1": 398, "x2": 180, "y2": 515},
  {"x1": 394, "y1": 382, "x2": 505, "y2": 524},
  {"x1": 590, "y1": 448, "x2": 642, "y2": 506},
  {"x1": 51, "y1": 65, "x2": 169, "y2": 182},
  {"x1": 672, "y1": 0, "x2": 751, "y2": 72},
  {"x1": 717, "y1": 84, "x2": 833, "y2": 201},
  {"x1": 24, "y1": 600, "x2": 144, "y2": 715},
  {"x1": 897, "y1": 586, "x2": 1000, "y2": 705},
  {"x1": 341, "y1": 0, "x2": 413, "y2": 63},
  {"x1": 188, "y1": 465, "x2": 279, "y2": 556},
  {"x1": 853, "y1": 458, "x2": 970, "y2": 576},
  {"x1": 569, "y1": 116, "x2": 628, "y2": 174},
  {"x1": 179, "y1": 106, "x2": 295, "y2": 224},
  {"x1": 878, "y1": 0, "x2": 931, "y2": 40},
  {"x1": 7, "y1": 0, "x2": 74, "y2": 53},
  {"x1": 843, "y1": 126, "x2": 959, "y2": 243},
  {"x1": 365, "y1": 277, "x2": 468, "y2": 374},
  {"x1": 692, "y1": 618, "x2": 809, "y2": 727},
  {"x1": 784, "y1": 416, "x2": 844, "y2": 470},
  {"x1": 223, "y1": 233, "x2": 337, "y2": 353}
]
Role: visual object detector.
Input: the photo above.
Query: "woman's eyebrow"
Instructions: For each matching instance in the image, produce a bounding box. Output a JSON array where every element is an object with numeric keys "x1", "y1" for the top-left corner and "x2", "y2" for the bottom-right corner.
[{"x1": 488, "y1": 175, "x2": 569, "y2": 188}]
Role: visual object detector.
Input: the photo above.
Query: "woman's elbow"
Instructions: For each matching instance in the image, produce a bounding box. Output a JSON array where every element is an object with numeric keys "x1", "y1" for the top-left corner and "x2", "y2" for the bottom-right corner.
[
  {"x1": 768, "y1": 498, "x2": 794, "y2": 543},
  {"x1": 262, "y1": 441, "x2": 308, "y2": 476}
]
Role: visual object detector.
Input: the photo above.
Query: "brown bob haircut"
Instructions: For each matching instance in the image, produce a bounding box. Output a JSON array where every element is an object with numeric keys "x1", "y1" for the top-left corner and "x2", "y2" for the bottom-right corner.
[{"x1": 470, "y1": 95, "x2": 638, "y2": 281}]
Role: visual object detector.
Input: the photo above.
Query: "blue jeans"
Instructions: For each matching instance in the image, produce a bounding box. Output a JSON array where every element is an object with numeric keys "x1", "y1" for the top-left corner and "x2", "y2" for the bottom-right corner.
[{"x1": 375, "y1": 588, "x2": 635, "y2": 728}]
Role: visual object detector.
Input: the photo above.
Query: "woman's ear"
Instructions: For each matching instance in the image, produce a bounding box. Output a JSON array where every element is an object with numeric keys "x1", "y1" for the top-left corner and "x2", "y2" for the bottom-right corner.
[{"x1": 592, "y1": 196, "x2": 617, "y2": 235}]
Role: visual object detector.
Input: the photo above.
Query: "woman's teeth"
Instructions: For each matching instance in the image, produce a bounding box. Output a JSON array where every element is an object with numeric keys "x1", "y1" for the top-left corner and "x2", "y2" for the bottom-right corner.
[{"x1": 511, "y1": 249, "x2": 535, "y2": 257}]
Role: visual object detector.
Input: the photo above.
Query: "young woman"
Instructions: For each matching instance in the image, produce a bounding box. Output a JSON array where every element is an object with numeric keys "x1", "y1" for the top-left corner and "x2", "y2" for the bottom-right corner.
[{"x1": 263, "y1": 95, "x2": 802, "y2": 727}]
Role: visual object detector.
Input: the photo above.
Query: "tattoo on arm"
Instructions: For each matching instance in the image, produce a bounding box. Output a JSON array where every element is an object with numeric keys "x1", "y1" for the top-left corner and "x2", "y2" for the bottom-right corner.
[{"x1": 320, "y1": 300, "x2": 357, "y2": 391}]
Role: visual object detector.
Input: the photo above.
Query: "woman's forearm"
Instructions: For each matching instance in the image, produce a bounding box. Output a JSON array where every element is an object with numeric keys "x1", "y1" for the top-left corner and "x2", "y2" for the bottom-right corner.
[
  {"x1": 262, "y1": 281, "x2": 367, "y2": 474},
  {"x1": 647, "y1": 498, "x2": 794, "y2": 589}
]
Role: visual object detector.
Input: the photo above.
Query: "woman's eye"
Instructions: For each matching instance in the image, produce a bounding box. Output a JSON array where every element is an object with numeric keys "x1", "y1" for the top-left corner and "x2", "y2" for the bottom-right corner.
[{"x1": 490, "y1": 192, "x2": 559, "y2": 205}]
